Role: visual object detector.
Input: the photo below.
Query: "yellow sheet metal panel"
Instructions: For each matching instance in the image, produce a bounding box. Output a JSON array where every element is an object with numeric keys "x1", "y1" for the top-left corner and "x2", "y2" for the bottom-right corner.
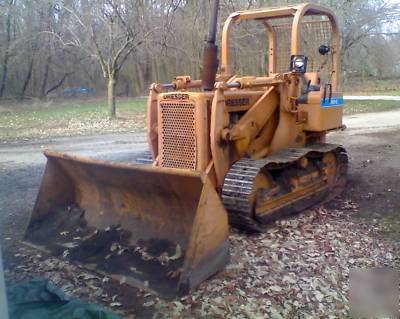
[{"x1": 299, "y1": 94, "x2": 343, "y2": 132}]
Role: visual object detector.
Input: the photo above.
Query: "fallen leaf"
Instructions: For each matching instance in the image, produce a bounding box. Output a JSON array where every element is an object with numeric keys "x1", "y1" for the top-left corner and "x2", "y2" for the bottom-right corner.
[
  {"x1": 129, "y1": 266, "x2": 143, "y2": 275},
  {"x1": 61, "y1": 242, "x2": 78, "y2": 248},
  {"x1": 143, "y1": 301, "x2": 155, "y2": 307},
  {"x1": 169, "y1": 244, "x2": 182, "y2": 260}
]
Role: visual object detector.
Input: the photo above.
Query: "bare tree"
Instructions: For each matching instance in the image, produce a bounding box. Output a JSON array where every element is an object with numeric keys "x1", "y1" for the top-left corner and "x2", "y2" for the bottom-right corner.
[
  {"x1": 0, "y1": 0, "x2": 15, "y2": 98},
  {"x1": 1, "y1": 0, "x2": 400, "y2": 102},
  {"x1": 57, "y1": 0, "x2": 153, "y2": 118},
  {"x1": 322, "y1": 0, "x2": 400, "y2": 74}
]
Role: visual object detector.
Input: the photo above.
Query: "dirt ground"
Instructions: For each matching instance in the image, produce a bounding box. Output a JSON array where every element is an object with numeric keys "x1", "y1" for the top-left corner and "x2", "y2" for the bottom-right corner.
[
  {"x1": 1, "y1": 110, "x2": 400, "y2": 318},
  {"x1": 328, "y1": 112, "x2": 400, "y2": 240}
]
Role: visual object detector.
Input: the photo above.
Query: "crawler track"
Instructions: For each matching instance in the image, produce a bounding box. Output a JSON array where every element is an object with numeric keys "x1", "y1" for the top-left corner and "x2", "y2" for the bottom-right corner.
[
  {"x1": 222, "y1": 144, "x2": 348, "y2": 232},
  {"x1": 133, "y1": 146, "x2": 348, "y2": 232}
]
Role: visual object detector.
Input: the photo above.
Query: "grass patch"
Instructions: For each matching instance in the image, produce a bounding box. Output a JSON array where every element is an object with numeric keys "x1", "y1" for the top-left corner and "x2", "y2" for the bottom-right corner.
[
  {"x1": 345, "y1": 90, "x2": 400, "y2": 96},
  {"x1": 378, "y1": 213, "x2": 400, "y2": 242},
  {"x1": 0, "y1": 97, "x2": 399, "y2": 141},
  {"x1": 0, "y1": 98, "x2": 147, "y2": 141},
  {"x1": 344, "y1": 77, "x2": 400, "y2": 96},
  {"x1": 344, "y1": 100, "x2": 400, "y2": 115}
]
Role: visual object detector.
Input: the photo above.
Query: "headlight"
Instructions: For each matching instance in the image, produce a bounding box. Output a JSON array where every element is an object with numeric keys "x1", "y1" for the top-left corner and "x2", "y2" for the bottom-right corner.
[
  {"x1": 290, "y1": 55, "x2": 308, "y2": 73},
  {"x1": 294, "y1": 59, "x2": 304, "y2": 69}
]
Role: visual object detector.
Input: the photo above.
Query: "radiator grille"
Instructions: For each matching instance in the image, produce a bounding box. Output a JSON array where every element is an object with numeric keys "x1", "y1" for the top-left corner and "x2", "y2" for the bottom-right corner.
[{"x1": 160, "y1": 102, "x2": 196, "y2": 169}]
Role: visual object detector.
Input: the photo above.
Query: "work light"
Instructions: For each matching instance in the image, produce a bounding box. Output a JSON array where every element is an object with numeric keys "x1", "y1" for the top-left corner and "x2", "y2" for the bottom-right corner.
[{"x1": 290, "y1": 55, "x2": 308, "y2": 73}]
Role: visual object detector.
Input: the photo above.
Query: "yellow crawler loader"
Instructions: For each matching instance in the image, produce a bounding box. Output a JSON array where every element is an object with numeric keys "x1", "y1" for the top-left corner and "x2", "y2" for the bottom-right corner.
[{"x1": 25, "y1": 2, "x2": 347, "y2": 298}]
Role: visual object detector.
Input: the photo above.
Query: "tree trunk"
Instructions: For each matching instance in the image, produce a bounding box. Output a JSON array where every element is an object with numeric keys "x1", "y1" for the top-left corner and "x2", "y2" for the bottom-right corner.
[
  {"x1": 20, "y1": 56, "x2": 35, "y2": 100},
  {"x1": 0, "y1": 51, "x2": 10, "y2": 98},
  {"x1": 45, "y1": 72, "x2": 71, "y2": 96},
  {"x1": 108, "y1": 76, "x2": 116, "y2": 119},
  {"x1": 40, "y1": 55, "x2": 51, "y2": 99},
  {"x1": 0, "y1": 1, "x2": 13, "y2": 98}
]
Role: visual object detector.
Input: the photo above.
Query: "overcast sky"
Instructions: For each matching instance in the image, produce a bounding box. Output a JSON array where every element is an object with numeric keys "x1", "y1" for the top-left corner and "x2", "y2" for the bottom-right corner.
[{"x1": 383, "y1": 0, "x2": 400, "y2": 32}]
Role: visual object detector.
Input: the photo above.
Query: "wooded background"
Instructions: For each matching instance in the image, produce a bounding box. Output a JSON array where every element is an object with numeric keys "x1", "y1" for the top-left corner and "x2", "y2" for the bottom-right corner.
[{"x1": 0, "y1": 0, "x2": 399, "y2": 102}]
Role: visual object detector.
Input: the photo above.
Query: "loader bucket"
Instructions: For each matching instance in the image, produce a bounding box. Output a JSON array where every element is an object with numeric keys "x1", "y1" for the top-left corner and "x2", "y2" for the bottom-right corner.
[{"x1": 24, "y1": 150, "x2": 229, "y2": 298}]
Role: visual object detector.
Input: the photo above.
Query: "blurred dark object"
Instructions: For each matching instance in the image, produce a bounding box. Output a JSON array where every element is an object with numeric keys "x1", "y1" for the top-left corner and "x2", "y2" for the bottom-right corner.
[{"x1": 63, "y1": 87, "x2": 96, "y2": 98}]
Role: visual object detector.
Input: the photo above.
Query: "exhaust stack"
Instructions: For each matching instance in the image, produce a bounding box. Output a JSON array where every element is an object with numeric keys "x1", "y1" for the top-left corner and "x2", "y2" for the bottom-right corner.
[{"x1": 202, "y1": 0, "x2": 220, "y2": 91}]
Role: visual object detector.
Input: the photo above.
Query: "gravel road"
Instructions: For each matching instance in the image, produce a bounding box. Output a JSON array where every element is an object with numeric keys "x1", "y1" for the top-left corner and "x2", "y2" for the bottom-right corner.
[
  {"x1": 1, "y1": 109, "x2": 399, "y2": 167},
  {"x1": 345, "y1": 95, "x2": 400, "y2": 101},
  {"x1": 0, "y1": 132, "x2": 148, "y2": 167}
]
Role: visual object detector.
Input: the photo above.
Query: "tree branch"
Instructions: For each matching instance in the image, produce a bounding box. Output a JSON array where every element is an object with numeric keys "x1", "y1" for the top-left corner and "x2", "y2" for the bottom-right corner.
[
  {"x1": 90, "y1": 24, "x2": 108, "y2": 78},
  {"x1": 113, "y1": 30, "x2": 154, "y2": 72},
  {"x1": 45, "y1": 72, "x2": 73, "y2": 95}
]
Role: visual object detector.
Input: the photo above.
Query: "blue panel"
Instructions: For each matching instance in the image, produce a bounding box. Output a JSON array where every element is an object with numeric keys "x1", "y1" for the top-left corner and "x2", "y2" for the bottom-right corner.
[{"x1": 320, "y1": 97, "x2": 344, "y2": 108}]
